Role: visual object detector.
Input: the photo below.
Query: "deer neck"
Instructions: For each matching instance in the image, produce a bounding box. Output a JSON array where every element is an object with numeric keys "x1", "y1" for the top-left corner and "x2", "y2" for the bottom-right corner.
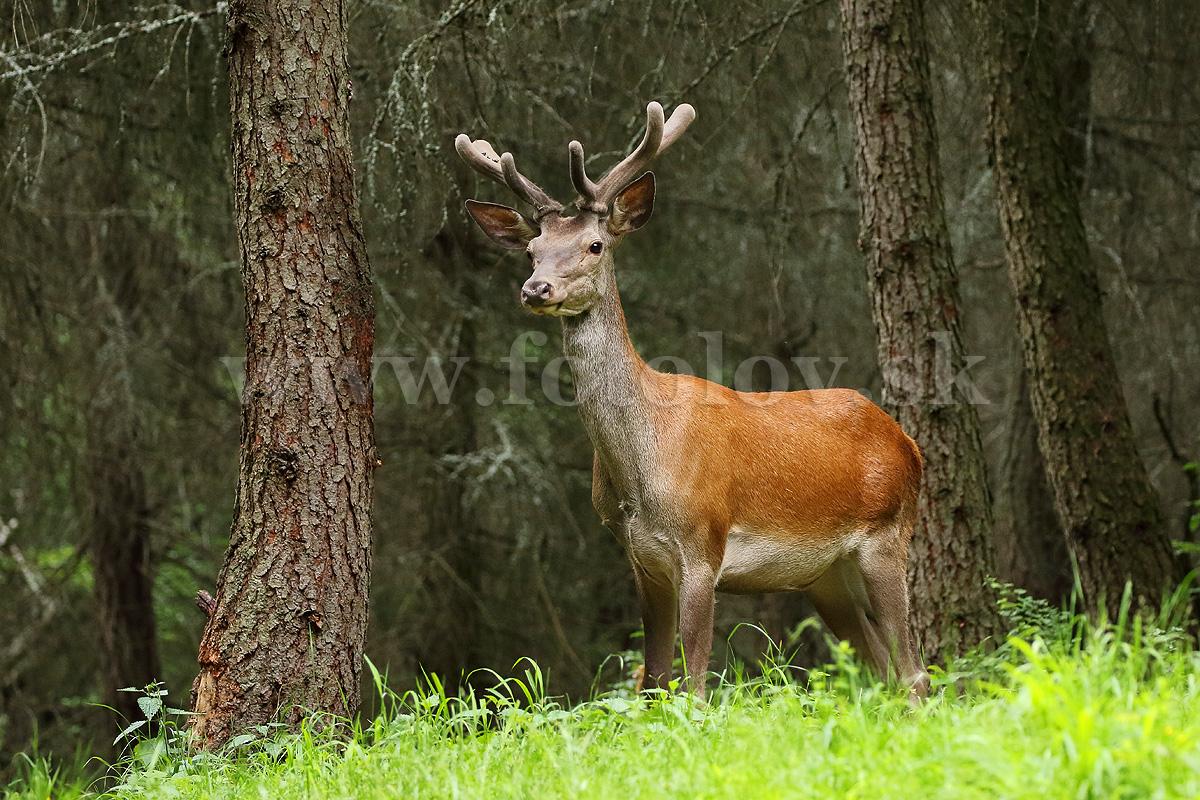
[{"x1": 561, "y1": 288, "x2": 657, "y2": 497}]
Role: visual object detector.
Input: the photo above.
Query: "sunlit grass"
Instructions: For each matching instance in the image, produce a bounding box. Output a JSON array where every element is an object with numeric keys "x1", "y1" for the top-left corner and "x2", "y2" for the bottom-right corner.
[{"x1": 6, "y1": 601, "x2": 1200, "y2": 800}]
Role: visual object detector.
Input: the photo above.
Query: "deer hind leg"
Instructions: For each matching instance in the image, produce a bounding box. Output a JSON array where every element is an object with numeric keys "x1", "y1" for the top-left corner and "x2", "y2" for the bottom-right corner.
[
  {"x1": 855, "y1": 534, "x2": 929, "y2": 701},
  {"x1": 807, "y1": 547, "x2": 927, "y2": 701},
  {"x1": 806, "y1": 558, "x2": 893, "y2": 680}
]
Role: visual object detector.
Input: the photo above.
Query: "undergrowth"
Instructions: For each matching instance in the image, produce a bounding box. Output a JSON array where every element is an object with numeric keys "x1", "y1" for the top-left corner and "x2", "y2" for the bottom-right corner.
[{"x1": 5, "y1": 588, "x2": 1200, "y2": 800}]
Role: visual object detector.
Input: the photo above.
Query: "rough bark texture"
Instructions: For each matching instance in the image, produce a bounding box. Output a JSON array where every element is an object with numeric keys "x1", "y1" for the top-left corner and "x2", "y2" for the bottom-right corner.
[
  {"x1": 978, "y1": 0, "x2": 1179, "y2": 610},
  {"x1": 992, "y1": 0, "x2": 1088, "y2": 605},
  {"x1": 841, "y1": 0, "x2": 1005, "y2": 662},
  {"x1": 188, "y1": 0, "x2": 375, "y2": 750}
]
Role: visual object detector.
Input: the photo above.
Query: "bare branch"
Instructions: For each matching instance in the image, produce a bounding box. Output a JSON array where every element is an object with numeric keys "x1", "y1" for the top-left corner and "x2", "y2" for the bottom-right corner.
[{"x1": 0, "y1": 6, "x2": 222, "y2": 83}]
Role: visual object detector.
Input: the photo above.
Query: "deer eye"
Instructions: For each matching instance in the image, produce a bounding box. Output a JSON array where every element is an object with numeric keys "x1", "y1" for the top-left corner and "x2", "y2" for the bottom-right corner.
[
  {"x1": 589, "y1": 241, "x2": 603, "y2": 254},
  {"x1": 526, "y1": 249, "x2": 534, "y2": 260}
]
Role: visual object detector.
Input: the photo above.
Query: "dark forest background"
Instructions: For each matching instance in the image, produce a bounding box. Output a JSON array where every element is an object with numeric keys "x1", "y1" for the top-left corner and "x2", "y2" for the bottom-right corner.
[{"x1": 1, "y1": 0, "x2": 1197, "y2": 769}]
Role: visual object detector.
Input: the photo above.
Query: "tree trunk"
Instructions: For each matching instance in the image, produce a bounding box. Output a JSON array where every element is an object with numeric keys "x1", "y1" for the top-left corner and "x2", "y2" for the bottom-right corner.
[
  {"x1": 88, "y1": 438, "x2": 160, "y2": 724},
  {"x1": 977, "y1": 0, "x2": 1179, "y2": 611},
  {"x1": 994, "y1": 373, "x2": 1071, "y2": 602},
  {"x1": 87, "y1": 144, "x2": 162, "y2": 727},
  {"x1": 410, "y1": 230, "x2": 487, "y2": 693},
  {"x1": 840, "y1": 0, "x2": 1005, "y2": 663},
  {"x1": 993, "y1": 0, "x2": 1088, "y2": 606},
  {"x1": 189, "y1": 0, "x2": 375, "y2": 750}
]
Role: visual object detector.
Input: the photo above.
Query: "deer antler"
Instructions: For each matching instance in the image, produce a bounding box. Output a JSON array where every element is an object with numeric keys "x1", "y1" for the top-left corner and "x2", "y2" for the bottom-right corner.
[
  {"x1": 454, "y1": 134, "x2": 564, "y2": 220},
  {"x1": 569, "y1": 101, "x2": 696, "y2": 214}
]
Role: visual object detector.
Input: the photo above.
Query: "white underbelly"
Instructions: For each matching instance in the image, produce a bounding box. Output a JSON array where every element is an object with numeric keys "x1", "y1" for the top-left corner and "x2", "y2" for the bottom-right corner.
[{"x1": 716, "y1": 528, "x2": 846, "y2": 594}]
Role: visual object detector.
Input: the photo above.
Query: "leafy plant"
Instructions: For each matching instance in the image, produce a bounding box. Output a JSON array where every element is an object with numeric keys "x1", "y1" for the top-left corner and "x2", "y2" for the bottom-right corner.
[
  {"x1": 986, "y1": 577, "x2": 1074, "y2": 643},
  {"x1": 107, "y1": 684, "x2": 191, "y2": 781}
]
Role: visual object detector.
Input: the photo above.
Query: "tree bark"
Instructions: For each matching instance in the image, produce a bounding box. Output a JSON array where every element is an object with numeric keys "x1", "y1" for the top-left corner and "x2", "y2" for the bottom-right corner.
[
  {"x1": 188, "y1": 0, "x2": 375, "y2": 750},
  {"x1": 977, "y1": 0, "x2": 1179, "y2": 611},
  {"x1": 993, "y1": 0, "x2": 1088, "y2": 606},
  {"x1": 840, "y1": 0, "x2": 1005, "y2": 663}
]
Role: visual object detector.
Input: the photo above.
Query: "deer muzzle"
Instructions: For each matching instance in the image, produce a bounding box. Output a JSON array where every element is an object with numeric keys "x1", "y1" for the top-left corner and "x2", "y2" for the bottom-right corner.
[{"x1": 521, "y1": 279, "x2": 555, "y2": 308}]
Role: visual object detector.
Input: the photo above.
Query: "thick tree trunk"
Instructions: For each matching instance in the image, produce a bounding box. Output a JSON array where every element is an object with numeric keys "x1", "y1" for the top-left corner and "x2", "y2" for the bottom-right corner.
[
  {"x1": 840, "y1": 0, "x2": 1005, "y2": 662},
  {"x1": 992, "y1": 0, "x2": 1088, "y2": 606},
  {"x1": 978, "y1": 0, "x2": 1179, "y2": 611},
  {"x1": 188, "y1": 0, "x2": 375, "y2": 749}
]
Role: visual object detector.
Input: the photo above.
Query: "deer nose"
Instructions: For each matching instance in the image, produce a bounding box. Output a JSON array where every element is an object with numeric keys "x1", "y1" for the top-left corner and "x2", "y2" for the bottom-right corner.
[{"x1": 521, "y1": 280, "x2": 553, "y2": 306}]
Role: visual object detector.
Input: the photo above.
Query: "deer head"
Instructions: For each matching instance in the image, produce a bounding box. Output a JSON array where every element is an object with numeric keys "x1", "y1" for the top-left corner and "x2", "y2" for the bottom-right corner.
[{"x1": 456, "y1": 101, "x2": 696, "y2": 316}]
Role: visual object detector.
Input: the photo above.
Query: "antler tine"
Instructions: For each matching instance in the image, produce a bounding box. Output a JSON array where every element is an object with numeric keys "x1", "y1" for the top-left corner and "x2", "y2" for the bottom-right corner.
[
  {"x1": 573, "y1": 102, "x2": 696, "y2": 213},
  {"x1": 455, "y1": 133, "x2": 505, "y2": 183},
  {"x1": 588, "y1": 102, "x2": 666, "y2": 210},
  {"x1": 500, "y1": 152, "x2": 564, "y2": 219},
  {"x1": 454, "y1": 133, "x2": 563, "y2": 220},
  {"x1": 568, "y1": 140, "x2": 600, "y2": 211},
  {"x1": 659, "y1": 102, "x2": 696, "y2": 153}
]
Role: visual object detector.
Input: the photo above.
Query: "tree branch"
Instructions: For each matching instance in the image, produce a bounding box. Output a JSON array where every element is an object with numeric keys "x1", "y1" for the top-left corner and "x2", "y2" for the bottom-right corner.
[{"x1": 0, "y1": 6, "x2": 223, "y2": 83}]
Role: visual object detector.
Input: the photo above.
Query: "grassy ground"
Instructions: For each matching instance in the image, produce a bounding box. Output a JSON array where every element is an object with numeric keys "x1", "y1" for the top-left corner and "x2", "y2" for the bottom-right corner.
[{"x1": 6, "y1": 600, "x2": 1200, "y2": 800}]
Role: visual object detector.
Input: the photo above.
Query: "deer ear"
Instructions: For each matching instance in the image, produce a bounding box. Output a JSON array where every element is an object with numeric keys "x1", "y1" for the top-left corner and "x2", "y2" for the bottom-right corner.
[
  {"x1": 607, "y1": 172, "x2": 655, "y2": 236},
  {"x1": 465, "y1": 200, "x2": 540, "y2": 249}
]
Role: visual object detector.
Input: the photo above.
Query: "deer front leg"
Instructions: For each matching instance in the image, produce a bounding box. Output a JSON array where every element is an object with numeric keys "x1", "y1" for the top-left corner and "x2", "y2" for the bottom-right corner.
[
  {"x1": 678, "y1": 562, "x2": 717, "y2": 700},
  {"x1": 636, "y1": 572, "x2": 678, "y2": 693}
]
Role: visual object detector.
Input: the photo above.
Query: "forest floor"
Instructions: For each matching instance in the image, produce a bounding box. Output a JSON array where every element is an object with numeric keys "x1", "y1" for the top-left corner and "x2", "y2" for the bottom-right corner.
[{"x1": 6, "y1": 597, "x2": 1200, "y2": 800}]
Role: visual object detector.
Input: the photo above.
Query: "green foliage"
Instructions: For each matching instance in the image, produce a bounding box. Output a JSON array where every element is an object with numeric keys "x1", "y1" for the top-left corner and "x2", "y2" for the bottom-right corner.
[
  {"x1": 1, "y1": 753, "x2": 89, "y2": 800},
  {"x1": 108, "y1": 684, "x2": 193, "y2": 775},
  {"x1": 987, "y1": 577, "x2": 1074, "y2": 643},
  {"x1": 8, "y1": 616, "x2": 1200, "y2": 800},
  {"x1": 1182, "y1": 461, "x2": 1199, "y2": 537}
]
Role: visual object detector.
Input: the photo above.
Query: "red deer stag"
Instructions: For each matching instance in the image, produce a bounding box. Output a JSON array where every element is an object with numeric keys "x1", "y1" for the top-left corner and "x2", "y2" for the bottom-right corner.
[{"x1": 456, "y1": 102, "x2": 928, "y2": 700}]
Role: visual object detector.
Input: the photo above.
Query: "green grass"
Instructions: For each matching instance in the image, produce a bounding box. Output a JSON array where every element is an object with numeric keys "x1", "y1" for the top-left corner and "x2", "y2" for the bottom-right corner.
[{"x1": 6, "y1": 610, "x2": 1200, "y2": 800}]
